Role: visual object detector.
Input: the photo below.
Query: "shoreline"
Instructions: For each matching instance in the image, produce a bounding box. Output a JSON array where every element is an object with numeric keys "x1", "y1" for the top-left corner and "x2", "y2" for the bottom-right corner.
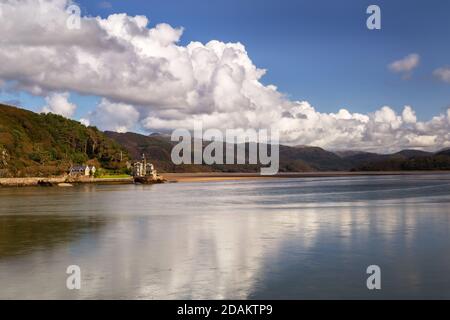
[
  {"x1": 2, "y1": 171, "x2": 450, "y2": 187},
  {"x1": 0, "y1": 176, "x2": 133, "y2": 187},
  {"x1": 164, "y1": 171, "x2": 450, "y2": 183}
]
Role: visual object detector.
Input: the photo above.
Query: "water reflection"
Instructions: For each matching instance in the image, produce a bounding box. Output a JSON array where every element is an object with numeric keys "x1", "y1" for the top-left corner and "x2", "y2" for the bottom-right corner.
[
  {"x1": 0, "y1": 175, "x2": 450, "y2": 299},
  {"x1": 0, "y1": 215, "x2": 105, "y2": 258}
]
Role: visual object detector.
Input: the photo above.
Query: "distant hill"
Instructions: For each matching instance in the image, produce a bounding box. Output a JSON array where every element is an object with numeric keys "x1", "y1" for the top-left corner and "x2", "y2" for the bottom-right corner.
[
  {"x1": 104, "y1": 131, "x2": 216, "y2": 173},
  {"x1": 2, "y1": 104, "x2": 450, "y2": 177},
  {"x1": 339, "y1": 149, "x2": 438, "y2": 170},
  {"x1": 106, "y1": 132, "x2": 352, "y2": 172},
  {"x1": 334, "y1": 150, "x2": 369, "y2": 158},
  {"x1": 437, "y1": 148, "x2": 450, "y2": 157},
  {"x1": 105, "y1": 131, "x2": 450, "y2": 173},
  {"x1": 340, "y1": 151, "x2": 387, "y2": 166},
  {"x1": 349, "y1": 149, "x2": 450, "y2": 171},
  {"x1": 0, "y1": 104, "x2": 129, "y2": 177},
  {"x1": 394, "y1": 149, "x2": 433, "y2": 158},
  {"x1": 279, "y1": 145, "x2": 351, "y2": 171},
  {"x1": 105, "y1": 131, "x2": 261, "y2": 173}
]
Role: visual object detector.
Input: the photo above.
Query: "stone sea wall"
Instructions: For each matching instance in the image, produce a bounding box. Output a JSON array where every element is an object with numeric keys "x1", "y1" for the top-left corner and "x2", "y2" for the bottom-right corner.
[
  {"x1": 0, "y1": 176, "x2": 134, "y2": 187},
  {"x1": 0, "y1": 177, "x2": 66, "y2": 187}
]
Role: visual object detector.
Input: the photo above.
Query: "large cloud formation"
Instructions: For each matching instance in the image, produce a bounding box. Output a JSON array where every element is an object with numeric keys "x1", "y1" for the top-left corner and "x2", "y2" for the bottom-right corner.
[{"x1": 0, "y1": 0, "x2": 449, "y2": 152}]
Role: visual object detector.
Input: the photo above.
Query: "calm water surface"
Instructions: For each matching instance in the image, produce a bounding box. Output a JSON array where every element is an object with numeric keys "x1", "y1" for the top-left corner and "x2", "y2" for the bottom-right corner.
[{"x1": 0, "y1": 174, "x2": 450, "y2": 299}]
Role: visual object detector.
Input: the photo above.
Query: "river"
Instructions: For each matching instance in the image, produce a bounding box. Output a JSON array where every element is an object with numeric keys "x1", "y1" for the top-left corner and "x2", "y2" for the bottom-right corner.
[{"x1": 0, "y1": 174, "x2": 449, "y2": 299}]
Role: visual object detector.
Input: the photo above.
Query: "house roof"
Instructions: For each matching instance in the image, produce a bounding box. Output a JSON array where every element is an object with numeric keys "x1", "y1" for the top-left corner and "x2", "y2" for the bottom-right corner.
[
  {"x1": 70, "y1": 165, "x2": 95, "y2": 170},
  {"x1": 71, "y1": 166, "x2": 87, "y2": 170}
]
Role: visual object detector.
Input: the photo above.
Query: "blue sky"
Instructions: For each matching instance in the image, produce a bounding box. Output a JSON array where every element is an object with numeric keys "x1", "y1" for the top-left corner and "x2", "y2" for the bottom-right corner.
[
  {"x1": 67, "y1": 0, "x2": 450, "y2": 120},
  {"x1": 1, "y1": 0, "x2": 449, "y2": 151},
  {"x1": 2, "y1": 0, "x2": 450, "y2": 120}
]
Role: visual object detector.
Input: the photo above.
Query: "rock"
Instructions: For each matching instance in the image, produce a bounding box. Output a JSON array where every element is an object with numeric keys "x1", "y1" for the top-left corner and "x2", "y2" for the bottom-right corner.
[
  {"x1": 37, "y1": 180, "x2": 53, "y2": 186},
  {"x1": 58, "y1": 183, "x2": 73, "y2": 187}
]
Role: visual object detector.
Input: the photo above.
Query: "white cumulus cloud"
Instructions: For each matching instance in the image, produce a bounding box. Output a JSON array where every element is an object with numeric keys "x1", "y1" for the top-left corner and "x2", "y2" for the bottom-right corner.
[
  {"x1": 402, "y1": 106, "x2": 417, "y2": 124},
  {"x1": 86, "y1": 98, "x2": 139, "y2": 133},
  {"x1": 41, "y1": 92, "x2": 76, "y2": 118},
  {"x1": 388, "y1": 53, "x2": 420, "y2": 77},
  {"x1": 433, "y1": 67, "x2": 450, "y2": 83},
  {"x1": 79, "y1": 118, "x2": 90, "y2": 127},
  {"x1": 1, "y1": 0, "x2": 449, "y2": 152}
]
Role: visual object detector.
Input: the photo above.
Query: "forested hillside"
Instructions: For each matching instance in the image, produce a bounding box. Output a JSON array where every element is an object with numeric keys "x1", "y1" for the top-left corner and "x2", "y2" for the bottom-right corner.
[{"x1": 0, "y1": 104, "x2": 129, "y2": 177}]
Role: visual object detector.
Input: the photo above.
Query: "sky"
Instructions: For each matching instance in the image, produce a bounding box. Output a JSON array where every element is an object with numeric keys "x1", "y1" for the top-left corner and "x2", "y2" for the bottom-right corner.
[
  {"x1": 79, "y1": 0, "x2": 450, "y2": 118},
  {"x1": 0, "y1": 0, "x2": 449, "y2": 152}
]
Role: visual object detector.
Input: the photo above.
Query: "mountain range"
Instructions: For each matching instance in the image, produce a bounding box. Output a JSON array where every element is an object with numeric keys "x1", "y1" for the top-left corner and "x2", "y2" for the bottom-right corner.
[
  {"x1": 1, "y1": 103, "x2": 449, "y2": 177},
  {"x1": 105, "y1": 131, "x2": 450, "y2": 173}
]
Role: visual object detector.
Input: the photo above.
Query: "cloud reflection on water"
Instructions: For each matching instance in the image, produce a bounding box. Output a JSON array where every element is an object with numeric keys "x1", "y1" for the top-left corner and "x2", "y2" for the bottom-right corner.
[{"x1": 0, "y1": 175, "x2": 450, "y2": 299}]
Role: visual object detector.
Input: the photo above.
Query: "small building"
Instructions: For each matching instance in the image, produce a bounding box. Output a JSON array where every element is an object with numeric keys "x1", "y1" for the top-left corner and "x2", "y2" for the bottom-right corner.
[
  {"x1": 69, "y1": 165, "x2": 96, "y2": 177},
  {"x1": 132, "y1": 154, "x2": 157, "y2": 179}
]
